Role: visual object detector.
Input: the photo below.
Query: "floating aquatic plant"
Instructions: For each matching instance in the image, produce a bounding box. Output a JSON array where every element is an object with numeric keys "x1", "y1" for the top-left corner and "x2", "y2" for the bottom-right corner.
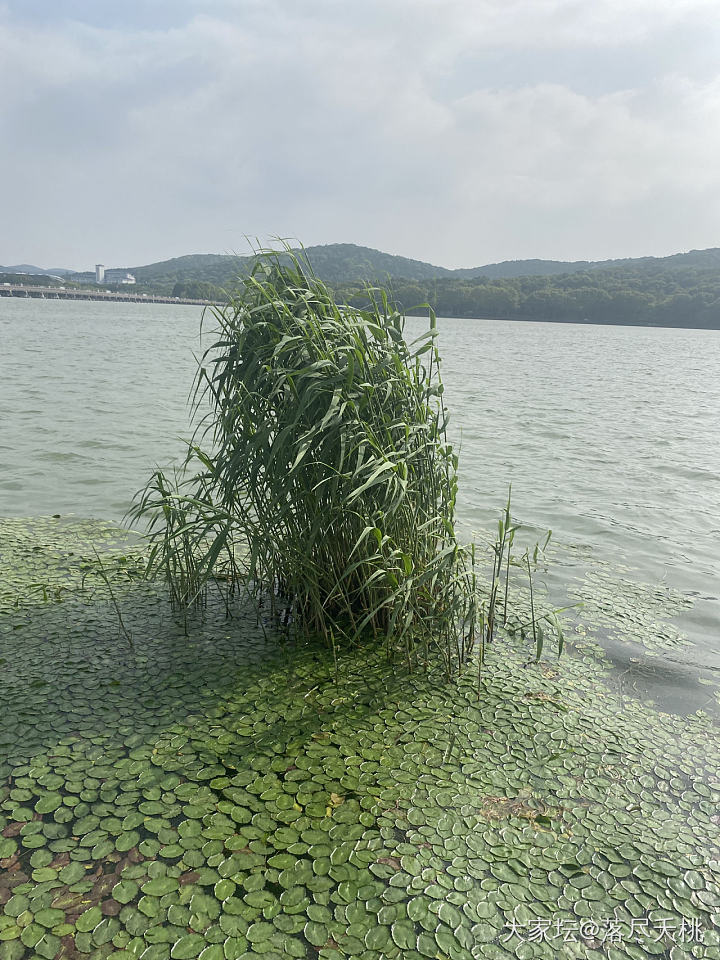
[{"x1": 0, "y1": 518, "x2": 718, "y2": 960}]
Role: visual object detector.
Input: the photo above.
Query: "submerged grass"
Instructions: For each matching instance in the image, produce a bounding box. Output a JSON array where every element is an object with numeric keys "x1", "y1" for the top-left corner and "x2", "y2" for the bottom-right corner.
[{"x1": 131, "y1": 246, "x2": 477, "y2": 674}]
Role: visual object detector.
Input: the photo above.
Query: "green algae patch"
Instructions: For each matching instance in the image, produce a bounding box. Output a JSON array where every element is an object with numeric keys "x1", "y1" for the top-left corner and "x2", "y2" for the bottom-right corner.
[{"x1": 1, "y1": 517, "x2": 719, "y2": 960}]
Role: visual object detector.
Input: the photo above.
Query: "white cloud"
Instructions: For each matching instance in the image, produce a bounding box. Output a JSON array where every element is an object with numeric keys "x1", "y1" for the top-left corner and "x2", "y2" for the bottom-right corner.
[
  {"x1": 383, "y1": 0, "x2": 720, "y2": 52},
  {"x1": 1, "y1": 0, "x2": 719, "y2": 267}
]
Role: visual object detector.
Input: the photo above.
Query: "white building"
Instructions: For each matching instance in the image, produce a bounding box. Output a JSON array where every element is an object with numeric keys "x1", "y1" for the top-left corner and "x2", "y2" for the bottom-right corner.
[
  {"x1": 105, "y1": 270, "x2": 136, "y2": 285},
  {"x1": 95, "y1": 264, "x2": 105, "y2": 283}
]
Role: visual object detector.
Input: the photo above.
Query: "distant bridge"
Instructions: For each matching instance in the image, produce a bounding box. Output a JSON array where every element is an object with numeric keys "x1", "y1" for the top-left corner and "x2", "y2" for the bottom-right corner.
[{"x1": 0, "y1": 283, "x2": 220, "y2": 307}]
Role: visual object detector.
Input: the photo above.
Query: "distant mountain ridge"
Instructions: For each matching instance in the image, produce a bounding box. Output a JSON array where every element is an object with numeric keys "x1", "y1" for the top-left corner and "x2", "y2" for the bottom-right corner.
[
  {"x1": 0, "y1": 264, "x2": 75, "y2": 277},
  {"x1": 124, "y1": 244, "x2": 720, "y2": 329},
  {"x1": 121, "y1": 243, "x2": 720, "y2": 288},
  {"x1": 5, "y1": 243, "x2": 720, "y2": 287},
  {"x1": 4, "y1": 242, "x2": 719, "y2": 328},
  {"x1": 127, "y1": 243, "x2": 720, "y2": 285},
  {"x1": 4, "y1": 243, "x2": 720, "y2": 288},
  {"x1": 120, "y1": 245, "x2": 453, "y2": 287}
]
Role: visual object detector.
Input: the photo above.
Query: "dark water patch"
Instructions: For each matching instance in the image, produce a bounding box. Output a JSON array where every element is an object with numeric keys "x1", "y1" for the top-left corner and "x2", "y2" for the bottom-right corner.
[{"x1": 586, "y1": 625, "x2": 720, "y2": 719}]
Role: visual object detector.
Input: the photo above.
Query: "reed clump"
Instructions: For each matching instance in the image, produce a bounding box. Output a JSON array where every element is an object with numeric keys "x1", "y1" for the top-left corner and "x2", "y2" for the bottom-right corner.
[{"x1": 132, "y1": 247, "x2": 477, "y2": 673}]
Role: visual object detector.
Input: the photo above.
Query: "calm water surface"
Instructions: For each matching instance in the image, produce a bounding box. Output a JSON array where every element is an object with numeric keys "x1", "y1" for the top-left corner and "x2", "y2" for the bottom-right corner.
[{"x1": 1, "y1": 297, "x2": 718, "y2": 711}]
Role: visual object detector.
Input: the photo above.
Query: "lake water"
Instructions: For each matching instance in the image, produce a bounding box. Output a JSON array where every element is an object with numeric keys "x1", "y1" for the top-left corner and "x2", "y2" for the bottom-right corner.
[{"x1": 1, "y1": 296, "x2": 718, "y2": 713}]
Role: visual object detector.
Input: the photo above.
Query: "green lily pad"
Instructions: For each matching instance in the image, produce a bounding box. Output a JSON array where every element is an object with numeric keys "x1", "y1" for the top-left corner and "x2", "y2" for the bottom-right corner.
[
  {"x1": 34, "y1": 909, "x2": 64, "y2": 929},
  {"x1": 170, "y1": 934, "x2": 206, "y2": 959},
  {"x1": 214, "y1": 879, "x2": 235, "y2": 901},
  {"x1": 75, "y1": 906, "x2": 103, "y2": 933},
  {"x1": 246, "y1": 922, "x2": 274, "y2": 943},
  {"x1": 36, "y1": 933, "x2": 62, "y2": 959},
  {"x1": 198, "y1": 946, "x2": 224, "y2": 960},
  {"x1": 0, "y1": 941, "x2": 25, "y2": 960},
  {"x1": 116, "y1": 831, "x2": 140, "y2": 852},
  {"x1": 365, "y1": 925, "x2": 392, "y2": 951},
  {"x1": 137, "y1": 896, "x2": 161, "y2": 919},
  {"x1": 57, "y1": 860, "x2": 86, "y2": 884},
  {"x1": 20, "y1": 925, "x2": 44, "y2": 949},
  {"x1": 304, "y1": 920, "x2": 327, "y2": 947},
  {"x1": 112, "y1": 880, "x2": 140, "y2": 904},
  {"x1": 0, "y1": 839, "x2": 17, "y2": 859},
  {"x1": 35, "y1": 795, "x2": 62, "y2": 815},
  {"x1": 391, "y1": 918, "x2": 417, "y2": 949},
  {"x1": 141, "y1": 877, "x2": 179, "y2": 896},
  {"x1": 3, "y1": 897, "x2": 29, "y2": 919}
]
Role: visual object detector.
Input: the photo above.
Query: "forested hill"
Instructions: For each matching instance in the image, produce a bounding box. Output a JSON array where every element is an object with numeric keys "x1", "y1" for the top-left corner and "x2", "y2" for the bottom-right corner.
[
  {"x1": 10, "y1": 242, "x2": 718, "y2": 327},
  {"x1": 453, "y1": 247, "x2": 720, "y2": 280},
  {"x1": 122, "y1": 243, "x2": 720, "y2": 290},
  {"x1": 134, "y1": 243, "x2": 720, "y2": 329},
  {"x1": 335, "y1": 253, "x2": 720, "y2": 328},
  {"x1": 127, "y1": 244, "x2": 454, "y2": 288}
]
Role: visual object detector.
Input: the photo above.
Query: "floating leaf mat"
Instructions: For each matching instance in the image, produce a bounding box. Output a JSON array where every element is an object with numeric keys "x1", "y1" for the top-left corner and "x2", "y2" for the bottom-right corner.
[{"x1": 0, "y1": 518, "x2": 718, "y2": 960}]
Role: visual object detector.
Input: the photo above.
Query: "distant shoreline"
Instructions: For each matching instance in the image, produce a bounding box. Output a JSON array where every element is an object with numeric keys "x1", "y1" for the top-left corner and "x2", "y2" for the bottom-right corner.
[
  {"x1": 405, "y1": 311, "x2": 720, "y2": 331},
  {"x1": 0, "y1": 283, "x2": 218, "y2": 307},
  {"x1": 3, "y1": 285, "x2": 719, "y2": 329},
  {"x1": 490, "y1": 315, "x2": 720, "y2": 331}
]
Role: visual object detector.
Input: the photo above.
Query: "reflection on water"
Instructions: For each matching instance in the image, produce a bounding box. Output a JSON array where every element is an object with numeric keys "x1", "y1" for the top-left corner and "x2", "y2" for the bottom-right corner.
[{"x1": 0, "y1": 298, "x2": 718, "y2": 713}]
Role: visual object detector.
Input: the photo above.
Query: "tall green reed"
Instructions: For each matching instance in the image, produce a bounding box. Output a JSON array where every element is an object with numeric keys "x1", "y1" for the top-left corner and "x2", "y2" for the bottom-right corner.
[
  {"x1": 131, "y1": 247, "x2": 477, "y2": 675},
  {"x1": 478, "y1": 487, "x2": 571, "y2": 679}
]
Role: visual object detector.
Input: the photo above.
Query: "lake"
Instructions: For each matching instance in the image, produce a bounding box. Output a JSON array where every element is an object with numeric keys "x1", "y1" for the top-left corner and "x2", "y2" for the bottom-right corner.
[{"x1": 1, "y1": 296, "x2": 718, "y2": 714}]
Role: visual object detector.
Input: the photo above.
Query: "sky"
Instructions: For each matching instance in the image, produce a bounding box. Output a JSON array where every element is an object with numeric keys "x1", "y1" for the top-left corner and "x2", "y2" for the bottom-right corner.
[{"x1": 2, "y1": 0, "x2": 720, "y2": 270}]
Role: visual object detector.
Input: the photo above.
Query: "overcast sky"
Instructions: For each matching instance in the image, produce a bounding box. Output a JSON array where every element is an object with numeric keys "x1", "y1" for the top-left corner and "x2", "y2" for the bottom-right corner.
[{"x1": 2, "y1": 0, "x2": 720, "y2": 270}]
